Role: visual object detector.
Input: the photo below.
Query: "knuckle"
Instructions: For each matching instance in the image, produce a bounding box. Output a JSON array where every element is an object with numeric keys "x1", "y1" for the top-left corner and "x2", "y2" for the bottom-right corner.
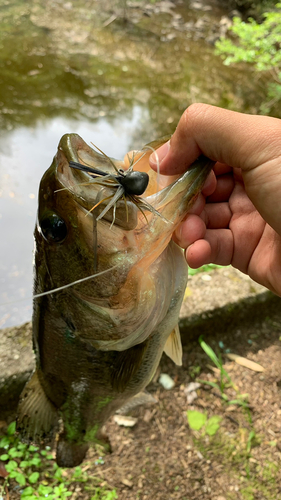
[
  {"x1": 175, "y1": 103, "x2": 214, "y2": 144},
  {"x1": 183, "y1": 103, "x2": 212, "y2": 128}
]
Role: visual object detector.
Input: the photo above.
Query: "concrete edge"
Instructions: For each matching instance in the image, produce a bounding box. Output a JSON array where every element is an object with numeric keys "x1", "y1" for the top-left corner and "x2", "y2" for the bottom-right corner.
[{"x1": 179, "y1": 290, "x2": 279, "y2": 341}]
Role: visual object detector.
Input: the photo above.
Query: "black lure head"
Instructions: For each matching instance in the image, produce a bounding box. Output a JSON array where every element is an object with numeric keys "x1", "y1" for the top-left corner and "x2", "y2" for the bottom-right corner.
[
  {"x1": 117, "y1": 170, "x2": 149, "y2": 196},
  {"x1": 69, "y1": 161, "x2": 149, "y2": 197}
]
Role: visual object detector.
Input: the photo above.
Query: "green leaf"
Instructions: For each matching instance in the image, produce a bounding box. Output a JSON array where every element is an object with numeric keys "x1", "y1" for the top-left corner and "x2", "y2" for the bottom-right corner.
[
  {"x1": 0, "y1": 454, "x2": 9, "y2": 461},
  {"x1": 54, "y1": 467, "x2": 63, "y2": 480},
  {"x1": 205, "y1": 416, "x2": 222, "y2": 436},
  {"x1": 29, "y1": 457, "x2": 42, "y2": 467},
  {"x1": 8, "y1": 470, "x2": 18, "y2": 478},
  {"x1": 0, "y1": 437, "x2": 10, "y2": 448},
  {"x1": 20, "y1": 460, "x2": 30, "y2": 469},
  {"x1": 14, "y1": 471, "x2": 26, "y2": 486},
  {"x1": 18, "y1": 442, "x2": 28, "y2": 451},
  {"x1": 7, "y1": 422, "x2": 16, "y2": 436},
  {"x1": 187, "y1": 410, "x2": 207, "y2": 430},
  {"x1": 198, "y1": 336, "x2": 221, "y2": 369},
  {"x1": 107, "y1": 492, "x2": 118, "y2": 500},
  {"x1": 29, "y1": 471, "x2": 40, "y2": 484},
  {"x1": 28, "y1": 445, "x2": 38, "y2": 452},
  {"x1": 8, "y1": 447, "x2": 21, "y2": 458},
  {"x1": 21, "y1": 486, "x2": 34, "y2": 497},
  {"x1": 38, "y1": 484, "x2": 53, "y2": 495},
  {"x1": 5, "y1": 460, "x2": 18, "y2": 472}
]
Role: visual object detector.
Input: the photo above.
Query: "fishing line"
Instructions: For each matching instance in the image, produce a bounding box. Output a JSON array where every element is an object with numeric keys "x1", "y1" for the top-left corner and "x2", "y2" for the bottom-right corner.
[
  {"x1": 141, "y1": 144, "x2": 160, "y2": 194},
  {"x1": 0, "y1": 264, "x2": 120, "y2": 306},
  {"x1": 90, "y1": 142, "x2": 120, "y2": 174}
]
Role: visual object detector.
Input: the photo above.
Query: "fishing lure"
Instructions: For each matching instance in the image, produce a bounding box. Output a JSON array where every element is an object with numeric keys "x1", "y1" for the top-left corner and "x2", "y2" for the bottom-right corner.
[
  {"x1": 68, "y1": 159, "x2": 150, "y2": 223},
  {"x1": 68, "y1": 142, "x2": 166, "y2": 224},
  {"x1": 69, "y1": 161, "x2": 149, "y2": 195},
  {"x1": 68, "y1": 144, "x2": 167, "y2": 271}
]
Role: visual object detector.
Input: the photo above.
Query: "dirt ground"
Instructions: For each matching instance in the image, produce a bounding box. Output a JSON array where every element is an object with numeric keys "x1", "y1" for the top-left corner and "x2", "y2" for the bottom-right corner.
[
  {"x1": 1, "y1": 297, "x2": 281, "y2": 500},
  {"x1": 90, "y1": 305, "x2": 281, "y2": 500}
]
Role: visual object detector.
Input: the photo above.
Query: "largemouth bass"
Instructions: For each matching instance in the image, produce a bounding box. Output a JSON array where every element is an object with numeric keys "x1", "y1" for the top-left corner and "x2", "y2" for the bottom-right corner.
[{"x1": 17, "y1": 134, "x2": 214, "y2": 467}]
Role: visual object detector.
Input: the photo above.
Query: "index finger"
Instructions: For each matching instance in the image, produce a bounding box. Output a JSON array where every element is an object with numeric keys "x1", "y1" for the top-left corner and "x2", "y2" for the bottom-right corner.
[{"x1": 149, "y1": 103, "x2": 281, "y2": 175}]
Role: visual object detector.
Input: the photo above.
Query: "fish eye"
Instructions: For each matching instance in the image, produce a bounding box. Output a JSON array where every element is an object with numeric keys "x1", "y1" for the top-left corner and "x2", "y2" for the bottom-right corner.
[
  {"x1": 39, "y1": 213, "x2": 67, "y2": 243},
  {"x1": 119, "y1": 171, "x2": 149, "y2": 196}
]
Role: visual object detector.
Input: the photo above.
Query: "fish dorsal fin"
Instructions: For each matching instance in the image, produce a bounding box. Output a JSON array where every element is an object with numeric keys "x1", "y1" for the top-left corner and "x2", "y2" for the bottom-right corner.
[
  {"x1": 111, "y1": 342, "x2": 148, "y2": 393},
  {"x1": 17, "y1": 369, "x2": 58, "y2": 443},
  {"x1": 163, "y1": 325, "x2": 183, "y2": 366},
  {"x1": 116, "y1": 390, "x2": 157, "y2": 415}
]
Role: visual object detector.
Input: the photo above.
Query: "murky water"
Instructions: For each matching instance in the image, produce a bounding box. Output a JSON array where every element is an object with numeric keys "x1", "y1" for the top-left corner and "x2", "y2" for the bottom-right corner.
[
  {"x1": 0, "y1": 108, "x2": 144, "y2": 327},
  {"x1": 0, "y1": 0, "x2": 278, "y2": 327}
]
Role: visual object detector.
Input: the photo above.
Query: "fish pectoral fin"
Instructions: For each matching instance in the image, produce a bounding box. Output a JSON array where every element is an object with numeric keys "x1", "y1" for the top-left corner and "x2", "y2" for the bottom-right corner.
[
  {"x1": 116, "y1": 390, "x2": 157, "y2": 415},
  {"x1": 111, "y1": 342, "x2": 148, "y2": 393},
  {"x1": 163, "y1": 325, "x2": 183, "y2": 366},
  {"x1": 17, "y1": 369, "x2": 58, "y2": 444}
]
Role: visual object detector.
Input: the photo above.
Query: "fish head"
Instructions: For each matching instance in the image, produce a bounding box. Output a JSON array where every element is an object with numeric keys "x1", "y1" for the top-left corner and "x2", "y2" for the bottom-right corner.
[{"x1": 34, "y1": 133, "x2": 214, "y2": 350}]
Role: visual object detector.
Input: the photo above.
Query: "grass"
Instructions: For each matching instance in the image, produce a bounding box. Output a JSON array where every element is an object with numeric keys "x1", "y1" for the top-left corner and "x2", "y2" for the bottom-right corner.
[
  {"x1": 198, "y1": 336, "x2": 252, "y2": 413},
  {"x1": 0, "y1": 423, "x2": 118, "y2": 500}
]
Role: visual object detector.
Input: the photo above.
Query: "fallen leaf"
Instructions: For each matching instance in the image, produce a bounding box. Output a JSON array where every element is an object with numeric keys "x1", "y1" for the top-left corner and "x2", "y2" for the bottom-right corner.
[
  {"x1": 121, "y1": 478, "x2": 133, "y2": 488},
  {"x1": 0, "y1": 461, "x2": 8, "y2": 478},
  {"x1": 226, "y1": 353, "x2": 264, "y2": 372}
]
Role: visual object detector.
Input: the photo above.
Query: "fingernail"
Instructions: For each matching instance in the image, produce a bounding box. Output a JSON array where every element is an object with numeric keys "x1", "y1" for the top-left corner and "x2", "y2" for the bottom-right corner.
[{"x1": 150, "y1": 140, "x2": 170, "y2": 166}]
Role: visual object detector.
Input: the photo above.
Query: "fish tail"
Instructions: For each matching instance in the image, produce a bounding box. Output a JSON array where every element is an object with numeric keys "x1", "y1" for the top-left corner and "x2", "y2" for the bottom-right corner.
[
  {"x1": 56, "y1": 433, "x2": 89, "y2": 467},
  {"x1": 17, "y1": 369, "x2": 58, "y2": 444}
]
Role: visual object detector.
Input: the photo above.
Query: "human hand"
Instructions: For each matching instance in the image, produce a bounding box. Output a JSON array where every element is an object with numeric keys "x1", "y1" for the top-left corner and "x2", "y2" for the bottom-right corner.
[{"x1": 149, "y1": 104, "x2": 281, "y2": 297}]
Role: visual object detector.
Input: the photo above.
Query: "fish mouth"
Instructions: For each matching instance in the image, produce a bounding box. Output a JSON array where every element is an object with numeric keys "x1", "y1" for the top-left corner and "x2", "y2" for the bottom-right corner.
[{"x1": 56, "y1": 133, "x2": 214, "y2": 231}]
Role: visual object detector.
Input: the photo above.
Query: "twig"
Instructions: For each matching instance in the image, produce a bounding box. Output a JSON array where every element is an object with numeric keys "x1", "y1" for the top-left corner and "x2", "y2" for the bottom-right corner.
[{"x1": 103, "y1": 14, "x2": 117, "y2": 27}]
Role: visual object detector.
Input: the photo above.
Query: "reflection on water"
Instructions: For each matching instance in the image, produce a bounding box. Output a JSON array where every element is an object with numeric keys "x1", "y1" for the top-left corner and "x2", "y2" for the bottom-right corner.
[{"x1": 0, "y1": 109, "x2": 143, "y2": 327}]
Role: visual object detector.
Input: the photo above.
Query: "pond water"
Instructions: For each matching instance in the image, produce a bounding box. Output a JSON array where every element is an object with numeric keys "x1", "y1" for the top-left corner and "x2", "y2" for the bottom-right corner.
[
  {"x1": 0, "y1": 0, "x2": 278, "y2": 327},
  {"x1": 0, "y1": 108, "x2": 143, "y2": 327}
]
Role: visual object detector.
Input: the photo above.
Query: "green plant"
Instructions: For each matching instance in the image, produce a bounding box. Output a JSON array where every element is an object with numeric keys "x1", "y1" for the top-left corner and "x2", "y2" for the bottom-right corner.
[
  {"x1": 215, "y1": 4, "x2": 281, "y2": 112},
  {"x1": 187, "y1": 410, "x2": 222, "y2": 436},
  {"x1": 188, "y1": 365, "x2": 201, "y2": 379},
  {"x1": 197, "y1": 336, "x2": 261, "y2": 458},
  {"x1": 91, "y1": 488, "x2": 118, "y2": 500},
  {"x1": 198, "y1": 336, "x2": 250, "y2": 409},
  {"x1": 0, "y1": 422, "x2": 118, "y2": 499}
]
